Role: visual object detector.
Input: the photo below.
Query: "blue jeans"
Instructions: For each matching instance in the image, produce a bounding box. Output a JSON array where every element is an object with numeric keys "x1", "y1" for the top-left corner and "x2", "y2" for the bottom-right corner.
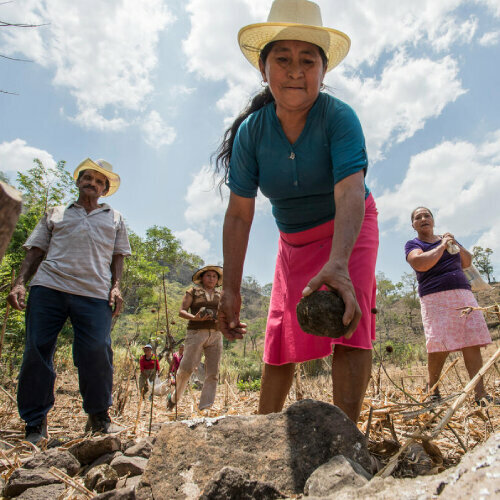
[{"x1": 18, "y1": 286, "x2": 113, "y2": 426}]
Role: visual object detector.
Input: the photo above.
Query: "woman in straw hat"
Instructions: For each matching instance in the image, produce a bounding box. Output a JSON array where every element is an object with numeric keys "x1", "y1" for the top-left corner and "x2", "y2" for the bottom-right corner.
[
  {"x1": 215, "y1": 0, "x2": 378, "y2": 423},
  {"x1": 167, "y1": 266, "x2": 223, "y2": 411}
]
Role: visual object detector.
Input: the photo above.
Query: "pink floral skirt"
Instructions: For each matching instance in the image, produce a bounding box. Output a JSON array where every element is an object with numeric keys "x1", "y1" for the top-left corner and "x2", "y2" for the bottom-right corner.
[
  {"x1": 420, "y1": 289, "x2": 492, "y2": 353},
  {"x1": 263, "y1": 194, "x2": 379, "y2": 366}
]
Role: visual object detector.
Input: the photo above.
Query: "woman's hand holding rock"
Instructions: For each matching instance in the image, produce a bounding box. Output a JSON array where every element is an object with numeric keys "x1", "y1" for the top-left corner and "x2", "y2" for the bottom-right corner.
[{"x1": 302, "y1": 262, "x2": 361, "y2": 339}]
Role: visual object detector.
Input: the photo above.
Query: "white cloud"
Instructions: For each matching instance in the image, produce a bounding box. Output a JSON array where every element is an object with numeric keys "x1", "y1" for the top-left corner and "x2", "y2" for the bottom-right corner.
[
  {"x1": 141, "y1": 111, "x2": 176, "y2": 149},
  {"x1": 479, "y1": 31, "x2": 500, "y2": 46},
  {"x1": 376, "y1": 132, "x2": 500, "y2": 268},
  {"x1": 330, "y1": 53, "x2": 466, "y2": 161},
  {"x1": 184, "y1": 165, "x2": 228, "y2": 225},
  {"x1": 0, "y1": 0, "x2": 174, "y2": 132},
  {"x1": 0, "y1": 139, "x2": 56, "y2": 175},
  {"x1": 174, "y1": 228, "x2": 211, "y2": 257}
]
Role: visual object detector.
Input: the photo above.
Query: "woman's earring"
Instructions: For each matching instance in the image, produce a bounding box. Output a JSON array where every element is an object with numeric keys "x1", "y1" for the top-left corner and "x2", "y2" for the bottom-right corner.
[
  {"x1": 320, "y1": 82, "x2": 325, "y2": 90},
  {"x1": 261, "y1": 80, "x2": 268, "y2": 87}
]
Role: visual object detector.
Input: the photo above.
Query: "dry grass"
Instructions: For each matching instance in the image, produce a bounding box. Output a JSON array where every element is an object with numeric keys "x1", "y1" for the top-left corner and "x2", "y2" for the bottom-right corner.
[{"x1": 0, "y1": 340, "x2": 498, "y2": 489}]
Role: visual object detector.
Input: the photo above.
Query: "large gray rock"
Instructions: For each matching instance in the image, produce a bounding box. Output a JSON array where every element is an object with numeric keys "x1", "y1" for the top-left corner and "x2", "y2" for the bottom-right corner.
[
  {"x1": 68, "y1": 435, "x2": 121, "y2": 465},
  {"x1": 138, "y1": 399, "x2": 371, "y2": 499},
  {"x1": 200, "y1": 467, "x2": 284, "y2": 499},
  {"x1": 2, "y1": 467, "x2": 61, "y2": 497},
  {"x1": 16, "y1": 483, "x2": 66, "y2": 499},
  {"x1": 22, "y1": 448, "x2": 80, "y2": 476},
  {"x1": 85, "y1": 464, "x2": 119, "y2": 493},
  {"x1": 110, "y1": 455, "x2": 148, "y2": 477},
  {"x1": 308, "y1": 432, "x2": 500, "y2": 500}
]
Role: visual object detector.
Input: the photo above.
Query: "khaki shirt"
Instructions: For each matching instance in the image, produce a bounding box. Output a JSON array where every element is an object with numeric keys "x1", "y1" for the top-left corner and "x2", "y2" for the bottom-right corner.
[{"x1": 24, "y1": 202, "x2": 131, "y2": 300}]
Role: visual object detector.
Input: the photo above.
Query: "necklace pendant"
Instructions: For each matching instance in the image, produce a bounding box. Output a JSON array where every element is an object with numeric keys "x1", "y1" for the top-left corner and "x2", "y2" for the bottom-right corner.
[{"x1": 289, "y1": 152, "x2": 295, "y2": 160}]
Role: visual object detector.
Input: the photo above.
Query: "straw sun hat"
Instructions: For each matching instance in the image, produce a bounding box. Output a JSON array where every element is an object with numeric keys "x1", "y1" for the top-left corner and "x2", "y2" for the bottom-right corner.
[
  {"x1": 73, "y1": 158, "x2": 121, "y2": 197},
  {"x1": 192, "y1": 266, "x2": 223, "y2": 286},
  {"x1": 238, "y1": 0, "x2": 350, "y2": 73}
]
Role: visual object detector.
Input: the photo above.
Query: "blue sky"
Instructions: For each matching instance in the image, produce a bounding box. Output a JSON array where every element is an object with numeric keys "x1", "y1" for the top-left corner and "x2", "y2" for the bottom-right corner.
[{"x1": 1, "y1": 0, "x2": 499, "y2": 287}]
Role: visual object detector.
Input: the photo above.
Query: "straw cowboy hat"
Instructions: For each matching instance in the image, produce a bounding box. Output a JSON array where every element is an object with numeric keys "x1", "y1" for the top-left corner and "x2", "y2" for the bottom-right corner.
[
  {"x1": 192, "y1": 266, "x2": 223, "y2": 286},
  {"x1": 73, "y1": 158, "x2": 121, "y2": 197},
  {"x1": 238, "y1": 0, "x2": 350, "y2": 73}
]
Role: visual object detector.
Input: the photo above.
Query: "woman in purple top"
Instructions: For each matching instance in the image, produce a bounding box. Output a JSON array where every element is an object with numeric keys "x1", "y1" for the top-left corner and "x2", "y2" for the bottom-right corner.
[{"x1": 405, "y1": 207, "x2": 492, "y2": 404}]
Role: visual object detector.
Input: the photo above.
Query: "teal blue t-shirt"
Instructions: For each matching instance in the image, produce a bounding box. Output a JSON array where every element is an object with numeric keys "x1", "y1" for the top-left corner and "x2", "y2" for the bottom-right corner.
[{"x1": 227, "y1": 92, "x2": 370, "y2": 233}]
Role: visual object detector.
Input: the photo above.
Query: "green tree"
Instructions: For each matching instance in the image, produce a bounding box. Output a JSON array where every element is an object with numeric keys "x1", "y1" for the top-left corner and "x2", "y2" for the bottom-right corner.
[
  {"x1": 7, "y1": 159, "x2": 78, "y2": 269},
  {"x1": 375, "y1": 272, "x2": 402, "y2": 338},
  {"x1": 1, "y1": 159, "x2": 77, "y2": 364},
  {"x1": 400, "y1": 272, "x2": 421, "y2": 335},
  {"x1": 472, "y1": 246, "x2": 495, "y2": 283}
]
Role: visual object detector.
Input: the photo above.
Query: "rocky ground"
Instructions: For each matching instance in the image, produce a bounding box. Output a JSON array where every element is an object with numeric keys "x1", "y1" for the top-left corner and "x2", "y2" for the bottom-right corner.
[{"x1": 0, "y1": 341, "x2": 498, "y2": 499}]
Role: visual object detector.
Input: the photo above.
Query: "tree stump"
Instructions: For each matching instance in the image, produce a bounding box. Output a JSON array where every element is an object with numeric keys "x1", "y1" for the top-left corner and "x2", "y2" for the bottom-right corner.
[{"x1": 0, "y1": 182, "x2": 22, "y2": 262}]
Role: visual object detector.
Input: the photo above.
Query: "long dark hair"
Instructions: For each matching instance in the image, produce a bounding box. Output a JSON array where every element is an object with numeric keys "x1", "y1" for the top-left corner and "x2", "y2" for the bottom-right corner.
[{"x1": 213, "y1": 42, "x2": 327, "y2": 189}]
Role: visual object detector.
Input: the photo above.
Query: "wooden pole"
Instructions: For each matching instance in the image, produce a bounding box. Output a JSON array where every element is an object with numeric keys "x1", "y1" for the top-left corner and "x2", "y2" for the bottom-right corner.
[
  {"x1": 162, "y1": 272, "x2": 174, "y2": 351},
  {"x1": 0, "y1": 182, "x2": 22, "y2": 263},
  {"x1": 0, "y1": 269, "x2": 15, "y2": 359}
]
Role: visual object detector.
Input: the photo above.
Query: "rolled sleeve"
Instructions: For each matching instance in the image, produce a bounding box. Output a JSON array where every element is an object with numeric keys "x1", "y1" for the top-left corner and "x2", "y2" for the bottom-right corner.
[
  {"x1": 227, "y1": 121, "x2": 259, "y2": 198},
  {"x1": 113, "y1": 217, "x2": 131, "y2": 256},
  {"x1": 329, "y1": 101, "x2": 368, "y2": 185},
  {"x1": 23, "y1": 213, "x2": 51, "y2": 252}
]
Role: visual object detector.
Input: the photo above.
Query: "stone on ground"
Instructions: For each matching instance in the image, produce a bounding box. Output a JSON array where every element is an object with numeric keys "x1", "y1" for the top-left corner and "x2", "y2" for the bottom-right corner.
[
  {"x1": 137, "y1": 399, "x2": 371, "y2": 499},
  {"x1": 16, "y1": 483, "x2": 66, "y2": 499},
  {"x1": 22, "y1": 448, "x2": 80, "y2": 476},
  {"x1": 84, "y1": 463, "x2": 119, "y2": 493},
  {"x1": 199, "y1": 467, "x2": 284, "y2": 500},
  {"x1": 304, "y1": 455, "x2": 371, "y2": 496},
  {"x1": 68, "y1": 435, "x2": 121, "y2": 465},
  {"x1": 110, "y1": 455, "x2": 148, "y2": 476},
  {"x1": 2, "y1": 467, "x2": 62, "y2": 497}
]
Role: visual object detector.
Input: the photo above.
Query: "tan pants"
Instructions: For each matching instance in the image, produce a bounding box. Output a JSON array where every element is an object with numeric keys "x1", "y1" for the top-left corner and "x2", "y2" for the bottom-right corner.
[
  {"x1": 172, "y1": 329, "x2": 222, "y2": 410},
  {"x1": 139, "y1": 369, "x2": 156, "y2": 395}
]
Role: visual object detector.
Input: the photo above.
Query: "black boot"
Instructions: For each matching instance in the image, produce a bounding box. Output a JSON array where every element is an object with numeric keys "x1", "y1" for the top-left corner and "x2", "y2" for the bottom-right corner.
[
  {"x1": 25, "y1": 417, "x2": 48, "y2": 445},
  {"x1": 85, "y1": 411, "x2": 124, "y2": 434}
]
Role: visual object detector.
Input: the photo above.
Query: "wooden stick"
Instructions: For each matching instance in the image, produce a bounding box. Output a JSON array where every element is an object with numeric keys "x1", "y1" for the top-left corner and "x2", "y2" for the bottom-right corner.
[
  {"x1": 377, "y1": 346, "x2": 500, "y2": 478},
  {"x1": 48, "y1": 466, "x2": 93, "y2": 498},
  {"x1": 0, "y1": 384, "x2": 16, "y2": 404},
  {"x1": 431, "y1": 346, "x2": 500, "y2": 438}
]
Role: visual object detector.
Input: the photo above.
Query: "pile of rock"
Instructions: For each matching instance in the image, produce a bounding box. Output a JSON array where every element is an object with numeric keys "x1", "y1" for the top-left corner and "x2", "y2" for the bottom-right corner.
[
  {"x1": 2, "y1": 434, "x2": 153, "y2": 499},
  {"x1": 2, "y1": 400, "x2": 499, "y2": 499}
]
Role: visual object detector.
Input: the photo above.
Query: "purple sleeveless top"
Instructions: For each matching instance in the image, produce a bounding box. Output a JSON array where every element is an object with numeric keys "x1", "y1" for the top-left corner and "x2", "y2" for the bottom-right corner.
[{"x1": 405, "y1": 238, "x2": 470, "y2": 297}]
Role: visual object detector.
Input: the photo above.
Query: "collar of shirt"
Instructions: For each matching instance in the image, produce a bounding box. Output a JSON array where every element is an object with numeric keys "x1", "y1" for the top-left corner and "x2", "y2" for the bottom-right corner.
[{"x1": 67, "y1": 200, "x2": 111, "y2": 215}]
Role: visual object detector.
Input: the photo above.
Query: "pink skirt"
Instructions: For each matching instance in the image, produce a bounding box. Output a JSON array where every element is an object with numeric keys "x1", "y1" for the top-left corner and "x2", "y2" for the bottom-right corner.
[
  {"x1": 420, "y1": 289, "x2": 492, "y2": 353},
  {"x1": 263, "y1": 194, "x2": 379, "y2": 365}
]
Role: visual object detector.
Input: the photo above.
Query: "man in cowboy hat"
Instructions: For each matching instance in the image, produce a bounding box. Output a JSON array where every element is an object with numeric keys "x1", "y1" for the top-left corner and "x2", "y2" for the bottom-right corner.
[{"x1": 7, "y1": 158, "x2": 131, "y2": 444}]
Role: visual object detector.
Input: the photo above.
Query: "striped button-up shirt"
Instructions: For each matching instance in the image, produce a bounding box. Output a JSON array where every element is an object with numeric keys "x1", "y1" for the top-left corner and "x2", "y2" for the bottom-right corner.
[{"x1": 24, "y1": 202, "x2": 131, "y2": 300}]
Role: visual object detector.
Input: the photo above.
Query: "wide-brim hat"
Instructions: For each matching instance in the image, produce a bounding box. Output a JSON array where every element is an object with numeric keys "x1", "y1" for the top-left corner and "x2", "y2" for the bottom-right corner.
[
  {"x1": 192, "y1": 266, "x2": 223, "y2": 286},
  {"x1": 73, "y1": 158, "x2": 120, "y2": 197},
  {"x1": 238, "y1": 0, "x2": 350, "y2": 73}
]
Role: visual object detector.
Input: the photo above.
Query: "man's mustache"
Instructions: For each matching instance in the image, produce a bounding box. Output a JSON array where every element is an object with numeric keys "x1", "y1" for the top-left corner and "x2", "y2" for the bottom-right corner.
[{"x1": 82, "y1": 184, "x2": 96, "y2": 191}]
